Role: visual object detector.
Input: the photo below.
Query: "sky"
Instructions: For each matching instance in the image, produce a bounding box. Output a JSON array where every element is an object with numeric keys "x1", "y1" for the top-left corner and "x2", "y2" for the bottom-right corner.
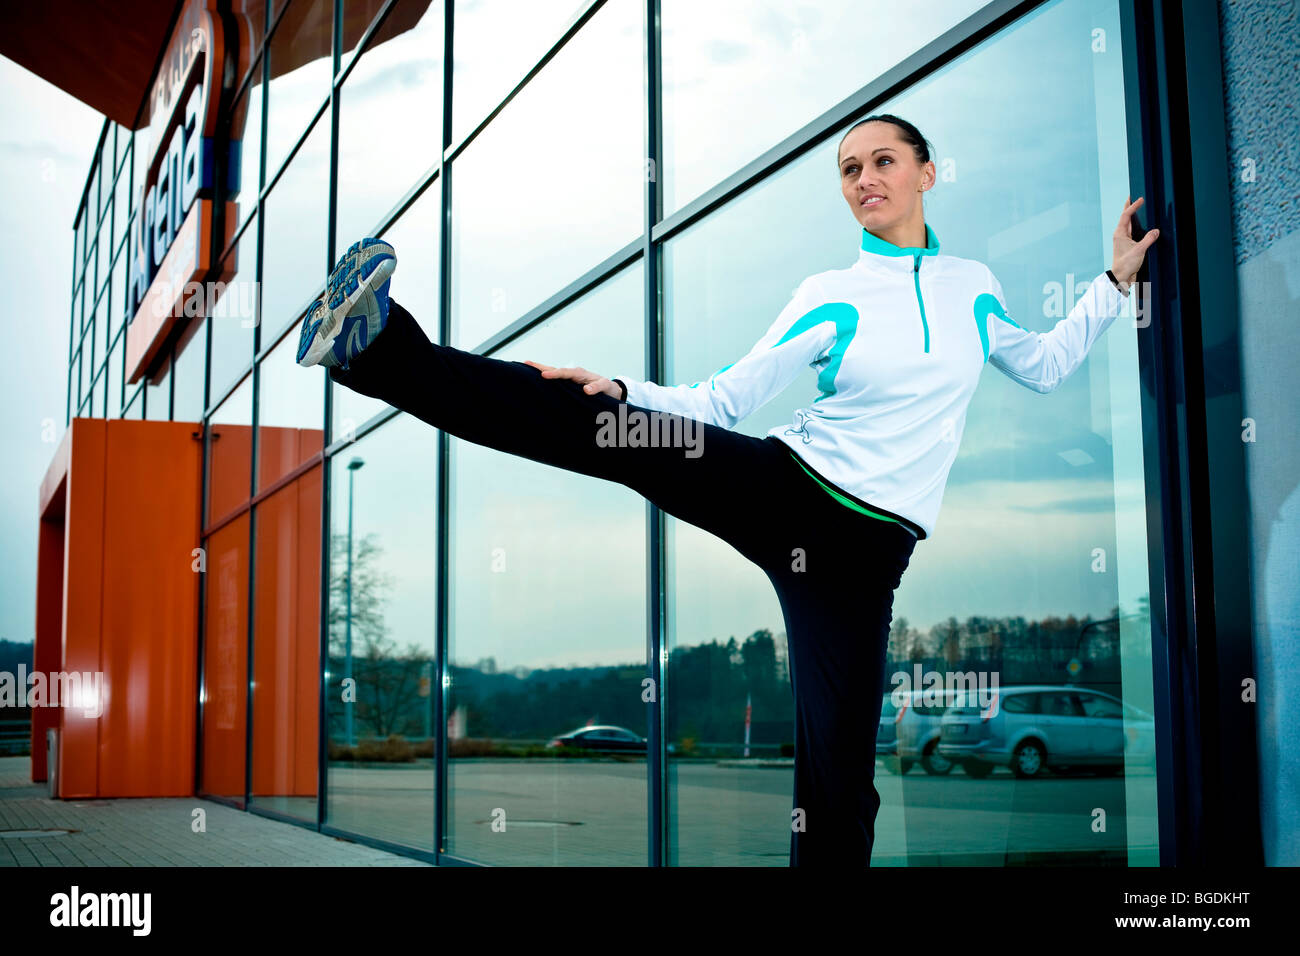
[{"x1": 0, "y1": 59, "x2": 104, "y2": 646}]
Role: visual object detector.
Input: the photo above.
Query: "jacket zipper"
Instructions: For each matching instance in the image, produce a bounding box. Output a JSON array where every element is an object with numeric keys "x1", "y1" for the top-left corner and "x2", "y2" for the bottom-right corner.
[{"x1": 913, "y1": 253, "x2": 930, "y2": 353}]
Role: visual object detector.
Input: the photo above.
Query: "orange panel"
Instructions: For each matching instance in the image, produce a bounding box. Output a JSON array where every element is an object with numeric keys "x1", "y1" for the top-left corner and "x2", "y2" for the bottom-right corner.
[
  {"x1": 59, "y1": 418, "x2": 106, "y2": 799},
  {"x1": 251, "y1": 466, "x2": 321, "y2": 800},
  {"x1": 98, "y1": 420, "x2": 203, "y2": 796},
  {"x1": 209, "y1": 421, "x2": 253, "y2": 524},
  {"x1": 202, "y1": 513, "x2": 249, "y2": 802},
  {"x1": 295, "y1": 467, "x2": 322, "y2": 794},
  {"x1": 256, "y1": 424, "x2": 324, "y2": 491}
]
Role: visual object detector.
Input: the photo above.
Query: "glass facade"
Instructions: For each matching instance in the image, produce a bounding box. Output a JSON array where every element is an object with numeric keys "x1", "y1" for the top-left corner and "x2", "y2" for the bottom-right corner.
[{"x1": 65, "y1": 0, "x2": 1170, "y2": 866}]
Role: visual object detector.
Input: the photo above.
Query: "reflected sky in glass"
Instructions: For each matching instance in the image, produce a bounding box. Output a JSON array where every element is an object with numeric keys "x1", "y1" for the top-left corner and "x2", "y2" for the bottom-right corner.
[
  {"x1": 450, "y1": 0, "x2": 588, "y2": 146},
  {"x1": 261, "y1": 116, "x2": 329, "y2": 338},
  {"x1": 660, "y1": 0, "x2": 989, "y2": 214},
  {"x1": 336, "y1": 0, "x2": 443, "y2": 246},
  {"x1": 449, "y1": 263, "x2": 645, "y2": 671},
  {"x1": 450, "y1": 0, "x2": 643, "y2": 347}
]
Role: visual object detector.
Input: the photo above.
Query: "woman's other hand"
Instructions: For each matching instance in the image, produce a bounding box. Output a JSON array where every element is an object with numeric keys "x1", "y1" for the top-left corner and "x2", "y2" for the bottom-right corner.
[
  {"x1": 523, "y1": 360, "x2": 622, "y2": 398},
  {"x1": 1111, "y1": 196, "x2": 1160, "y2": 293}
]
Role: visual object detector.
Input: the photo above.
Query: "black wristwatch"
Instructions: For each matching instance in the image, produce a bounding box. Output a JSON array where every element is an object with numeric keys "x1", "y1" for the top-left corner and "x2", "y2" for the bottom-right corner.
[
  {"x1": 612, "y1": 378, "x2": 627, "y2": 401},
  {"x1": 1106, "y1": 269, "x2": 1129, "y2": 294}
]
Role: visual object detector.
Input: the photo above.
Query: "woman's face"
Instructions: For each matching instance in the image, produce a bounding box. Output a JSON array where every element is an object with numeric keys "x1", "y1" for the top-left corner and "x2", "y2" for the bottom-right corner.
[{"x1": 838, "y1": 122, "x2": 934, "y2": 233}]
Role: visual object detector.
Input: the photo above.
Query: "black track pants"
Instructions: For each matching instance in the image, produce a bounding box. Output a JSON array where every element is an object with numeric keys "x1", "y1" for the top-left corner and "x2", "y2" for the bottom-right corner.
[{"x1": 328, "y1": 297, "x2": 920, "y2": 867}]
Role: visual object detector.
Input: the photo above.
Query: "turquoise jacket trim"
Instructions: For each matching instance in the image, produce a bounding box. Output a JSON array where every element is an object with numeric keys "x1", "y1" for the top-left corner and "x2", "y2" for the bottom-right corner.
[
  {"x1": 860, "y1": 224, "x2": 940, "y2": 352},
  {"x1": 972, "y1": 291, "x2": 1024, "y2": 363},
  {"x1": 859, "y1": 222, "x2": 940, "y2": 257}
]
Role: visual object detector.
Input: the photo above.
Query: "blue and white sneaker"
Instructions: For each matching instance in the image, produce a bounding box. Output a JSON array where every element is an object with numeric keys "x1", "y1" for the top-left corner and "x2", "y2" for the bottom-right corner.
[{"x1": 296, "y1": 237, "x2": 397, "y2": 368}]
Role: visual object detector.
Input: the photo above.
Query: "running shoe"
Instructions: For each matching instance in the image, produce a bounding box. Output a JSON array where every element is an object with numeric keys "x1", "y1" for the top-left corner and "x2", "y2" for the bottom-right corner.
[{"x1": 296, "y1": 237, "x2": 397, "y2": 368}]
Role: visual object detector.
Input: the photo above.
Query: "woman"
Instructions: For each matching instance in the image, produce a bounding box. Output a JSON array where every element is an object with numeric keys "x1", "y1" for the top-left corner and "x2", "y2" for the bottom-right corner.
[{"x1": 296, "y1": 113, "x2": 1159, "y2": 867}]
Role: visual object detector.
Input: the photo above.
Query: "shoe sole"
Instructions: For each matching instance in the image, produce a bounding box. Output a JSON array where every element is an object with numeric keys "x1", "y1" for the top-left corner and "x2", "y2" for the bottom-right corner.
[{"x1": 297, "y1": 239, "x2": 396, "y2": 367}]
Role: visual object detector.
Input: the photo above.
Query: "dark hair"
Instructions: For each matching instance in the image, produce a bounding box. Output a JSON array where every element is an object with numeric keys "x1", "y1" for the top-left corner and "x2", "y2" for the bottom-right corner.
[{"x1": 836, "y1": 113, "x2": 933, "y2": 171}]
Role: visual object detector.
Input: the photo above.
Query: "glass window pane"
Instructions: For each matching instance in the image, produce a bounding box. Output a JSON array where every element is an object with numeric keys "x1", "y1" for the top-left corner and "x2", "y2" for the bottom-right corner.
[
  {"x1": 336, "y1": 0, "x2": 443, "y2": 249},
  {"x1": 450, "y1": 0, "x2": 643, "y2": 347},
  {"x1": 115, "y1": 124, "x2": 129, "y2": 174},
  {"x1": 660, "y1": 0, "x2": 989, "y2": 214},
  {"x1": 79, "y1": 342, "x2": 89, "y2": 407},
  {"x1": 210, "y1": 218, "x2": 259, "y2": 403},
  {"x1": 202, "y1": 512, "x2": 250, "y2": 806},
  {"x1": 261, "y1": 116, "x2": 328, "y2": 336},
  {"x1": 76, "y1": 208, "x2": 87, "y2": 282},
  {"x1": 114, "y1": 159, "x2": 131, "y2": 249},
  {"x1": 326, "y1": 414, "x2": 437, "y2": 849},
  {"x1": 88, "y1": 298, "x2": 101, "y2": 379},
  {"x1": 123, "y1": 385, "x2": 143, "y2": 419},
  {"x1": 98, "y1": 226, "x2": 109, "y2": 295},
  {"x1": 106, "y1": 335, "x2": 122, "y2": 419},
  {"x1": 208, "y1": 374, "x2": 254, "y2": 523},
  {"x1": 883, "y1": 0, "x2": 1152, "y2": 862},
  {"x1": 99, "y1": 132, "x2": 113, "y2": 218},
  {"x1": 447, "y1": 263, "x2": 645, "y2": 865},
  {"x1": 657, "y1": 0, "x2": 1157, "y2": 867},
  {"x1": 145, "y1": 353, "x2": 171, "y2": 421},
  {"x1": 87, "y1": 239, "x2": 98, "y2": 302},
  {"x1": 661, "y1": 170, "x2": 831, "y2": 864},
  {"x1": 173, "y1": 318, "x2": 208, "y2": 422},
  {"x1": 256, "y1": 326, "x2": 324, "y2": 491},
  {"x1": 450, "y1": 0, "x2": 587, "y2": 145},
  {"x1": 229, "y1": 57, "x2": 265, "y2": 238},
  {"x1": 108, "y1": 238, "x2": 126, "y2": 345},
  {"x1": 265, "y1": 0, "x2": 332, "y2": 181},
  {"x1": 331, "y1": 183, "x2": 441, "y2": 440},
  {"x1": 250, "y1": 466, "x2": 322, "y2": 822}
]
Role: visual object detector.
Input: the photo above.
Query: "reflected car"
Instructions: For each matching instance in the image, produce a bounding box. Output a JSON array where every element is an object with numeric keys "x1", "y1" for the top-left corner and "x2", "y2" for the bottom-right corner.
[
  {"x1": 546, "y1": 725, "x2": 647, "y2": 753},
  {"x1": 877, "y1": 689, "x2": 965, "y2": 775},
  {"x1": 937, "y1": 684, "x2": 1156, "y2": 778}
]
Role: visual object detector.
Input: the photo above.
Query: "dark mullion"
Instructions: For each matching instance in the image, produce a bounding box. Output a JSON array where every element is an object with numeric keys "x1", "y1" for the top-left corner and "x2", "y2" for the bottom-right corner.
[
  {"x1": 242, "y1": 2, "x2": 276, "y2": 814},
  {"x1": 643, "y1": 0, "x2": 664, "y2": 869},
  {"x1": 434, "y1": 0, "x2": 453, "y2": 865},
  {"x1": 1176, "y1": 0, "x2": 1259, "y2": 868},
  {"x1": 316, "y1": 0, "x2": 345, "y2": 835}
]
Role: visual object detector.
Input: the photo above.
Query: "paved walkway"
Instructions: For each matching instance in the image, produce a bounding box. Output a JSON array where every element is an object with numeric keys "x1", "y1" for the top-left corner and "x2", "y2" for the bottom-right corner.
[{"x1": 0, "y1": 757, "x2": 430, "y2": 866}]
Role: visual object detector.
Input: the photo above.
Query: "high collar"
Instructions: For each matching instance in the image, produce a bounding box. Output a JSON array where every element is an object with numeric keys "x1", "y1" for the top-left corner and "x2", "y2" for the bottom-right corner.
[{"x1": 856, "y1": 223, "x2": 940, "y2": 272}]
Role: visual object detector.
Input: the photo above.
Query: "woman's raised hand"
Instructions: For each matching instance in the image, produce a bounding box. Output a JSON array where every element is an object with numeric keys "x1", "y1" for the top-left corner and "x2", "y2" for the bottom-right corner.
[
  {"x1": 1111, "y1": 196, "x2": 1160, "y2": 293},
  {"x1": 522, "y1": 360, "x2": 622, "y2": 398}
]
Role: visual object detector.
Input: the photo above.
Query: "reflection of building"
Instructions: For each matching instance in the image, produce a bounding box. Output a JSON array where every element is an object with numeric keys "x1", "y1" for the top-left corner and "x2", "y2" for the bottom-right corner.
[{"x1": 9, "y1": 0, "x2": 1296, "y2": 866}]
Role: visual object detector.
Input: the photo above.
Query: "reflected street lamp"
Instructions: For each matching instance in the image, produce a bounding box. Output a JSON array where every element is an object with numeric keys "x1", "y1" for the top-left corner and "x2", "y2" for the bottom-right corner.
[{"x1": 345, "y1": 456, "x2": 365, "y2": 748}]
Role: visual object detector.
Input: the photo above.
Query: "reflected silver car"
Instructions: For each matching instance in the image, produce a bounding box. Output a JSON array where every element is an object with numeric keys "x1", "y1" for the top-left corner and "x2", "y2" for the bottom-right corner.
[
  {"x1": 937, "y1": 684, "x2": 1156, "y2": 778},
  {"x1": 876, "y1": 689, "x2": 965, "y2": 775}
]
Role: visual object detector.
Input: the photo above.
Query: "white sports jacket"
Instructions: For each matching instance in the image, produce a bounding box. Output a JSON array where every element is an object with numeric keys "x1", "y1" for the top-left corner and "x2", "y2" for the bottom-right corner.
[{"x1": 613, "y1": 224, "x2": 1131, "y2": 540}]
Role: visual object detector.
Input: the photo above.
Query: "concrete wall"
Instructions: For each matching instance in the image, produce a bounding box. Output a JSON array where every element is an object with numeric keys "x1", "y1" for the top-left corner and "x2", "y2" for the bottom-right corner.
[{"x1": 1218, "y1": 0, "x2": 1300, "y2": 866}]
